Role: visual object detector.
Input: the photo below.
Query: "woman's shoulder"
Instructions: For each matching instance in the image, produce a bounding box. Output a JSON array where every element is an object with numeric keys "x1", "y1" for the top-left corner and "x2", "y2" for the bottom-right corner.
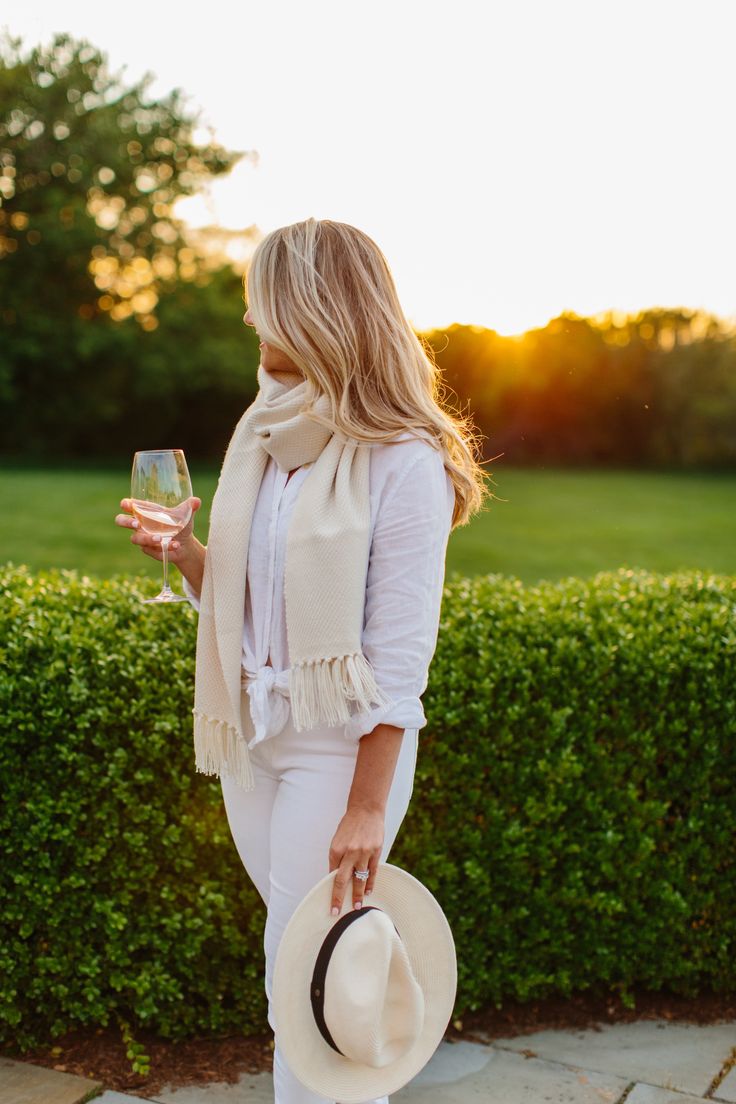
[
  {"x1": 368, "y1": 429, "x2": 450, "y2": 504},
  {"x1": 369, "y1": 428, "x2": 442, "y2": 467}
]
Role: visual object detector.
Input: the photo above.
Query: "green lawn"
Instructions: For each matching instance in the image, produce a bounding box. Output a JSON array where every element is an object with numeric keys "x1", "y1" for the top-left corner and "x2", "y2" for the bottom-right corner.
[{"x1": 1, "y1": 464, "x2": 733, "y2": 585}]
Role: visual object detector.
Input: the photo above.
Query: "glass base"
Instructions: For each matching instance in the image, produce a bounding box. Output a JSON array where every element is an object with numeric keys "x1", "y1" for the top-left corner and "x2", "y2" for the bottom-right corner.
[{"x1": 142, "y1": 590, "x2": 190, "y2": 605}]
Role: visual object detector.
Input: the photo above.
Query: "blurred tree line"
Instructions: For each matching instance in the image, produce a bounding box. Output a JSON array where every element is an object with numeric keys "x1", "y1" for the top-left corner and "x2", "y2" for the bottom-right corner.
[
  {"x1": 425, "y1": 309, "x2": 736, "y2": 468},
  {"x1": 1, "y1": 34, "x2": 734, "y2": 467}
]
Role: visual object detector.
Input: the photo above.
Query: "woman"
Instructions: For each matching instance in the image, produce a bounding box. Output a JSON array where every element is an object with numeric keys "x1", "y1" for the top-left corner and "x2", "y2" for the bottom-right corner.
[{"x1": 116, "y1": 218, "x2": 489, "y2": 1104}]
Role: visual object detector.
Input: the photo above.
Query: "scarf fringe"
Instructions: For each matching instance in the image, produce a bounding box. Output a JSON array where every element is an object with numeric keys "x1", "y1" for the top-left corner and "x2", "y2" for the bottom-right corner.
[
  {"x1": 193, "y1": 710, "x2": 255, "y2": 791},
  {"x1": 289, "y1": 651, "x2": 393, "y2": 732}
]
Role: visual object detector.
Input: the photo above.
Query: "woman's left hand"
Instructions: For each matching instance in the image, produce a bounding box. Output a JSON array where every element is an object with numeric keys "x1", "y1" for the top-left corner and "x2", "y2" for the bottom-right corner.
[{"x1": 328, "y1": 805, "x2": 385, "y2": 915}]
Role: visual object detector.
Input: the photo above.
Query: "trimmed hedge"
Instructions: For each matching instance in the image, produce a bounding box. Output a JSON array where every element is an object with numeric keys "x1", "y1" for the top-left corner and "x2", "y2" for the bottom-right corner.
[{"x1": 0, "y1": 563, "x2": 734, "y2": 1050}]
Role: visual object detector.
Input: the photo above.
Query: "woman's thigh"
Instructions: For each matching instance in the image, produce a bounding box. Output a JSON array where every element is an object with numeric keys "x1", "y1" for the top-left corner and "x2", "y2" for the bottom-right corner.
[
  {"x1": 269, "y1": 720, "x2": 417, "y2": 885},
  {"x1": 262, "y1": 723, "x2": 418, "y2": 1002},
  {"x1": 219, "y1": 718, "x2": 418, "y2": 995},
  {"x1": 219, "y1": 744, "x2": 280, "y2": 908}
]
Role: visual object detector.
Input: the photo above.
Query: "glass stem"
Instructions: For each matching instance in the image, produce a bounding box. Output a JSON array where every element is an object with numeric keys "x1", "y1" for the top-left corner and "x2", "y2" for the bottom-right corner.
[{"x1": 161, "y1": 536, "x2": 172, "y2": 594}]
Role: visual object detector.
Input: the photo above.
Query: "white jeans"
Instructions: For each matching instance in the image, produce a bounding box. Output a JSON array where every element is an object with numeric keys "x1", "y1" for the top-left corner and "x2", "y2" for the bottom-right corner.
[{"x1": 219, "y1": 708, "x2": 419, "y2": 1104}]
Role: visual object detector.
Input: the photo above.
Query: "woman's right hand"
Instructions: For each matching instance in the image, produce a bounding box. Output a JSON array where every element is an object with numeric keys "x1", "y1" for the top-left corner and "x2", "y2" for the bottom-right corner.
[{"x1": 114, "y1": 496, "x2": 202, "y2": 565}]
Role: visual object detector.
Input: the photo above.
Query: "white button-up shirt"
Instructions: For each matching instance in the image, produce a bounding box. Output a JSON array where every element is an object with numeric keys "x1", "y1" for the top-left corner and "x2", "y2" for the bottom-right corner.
[{"x1": 184, "y1": 431, "x2": 455, "y2": 749}]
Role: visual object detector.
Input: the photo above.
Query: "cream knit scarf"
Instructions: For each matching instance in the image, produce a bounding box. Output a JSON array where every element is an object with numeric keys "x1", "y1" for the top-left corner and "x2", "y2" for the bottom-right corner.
[{"x1": 192, "y1": 363, "x2": 391, "y2": 790}]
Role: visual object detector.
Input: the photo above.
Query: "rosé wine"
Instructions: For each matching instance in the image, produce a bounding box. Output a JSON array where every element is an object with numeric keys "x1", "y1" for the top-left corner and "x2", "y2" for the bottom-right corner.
[{"x1": 131, "y1": 498, "x2": 192, "y2": 538}]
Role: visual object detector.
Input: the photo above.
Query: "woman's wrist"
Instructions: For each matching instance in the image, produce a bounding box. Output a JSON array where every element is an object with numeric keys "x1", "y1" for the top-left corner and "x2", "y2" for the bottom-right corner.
[
  {"x1": 175, "y1": 537, "x2": 206, "y2": 596},
  {"x1": 347, "y1": 796, "x2": 387, "y2": 817}
]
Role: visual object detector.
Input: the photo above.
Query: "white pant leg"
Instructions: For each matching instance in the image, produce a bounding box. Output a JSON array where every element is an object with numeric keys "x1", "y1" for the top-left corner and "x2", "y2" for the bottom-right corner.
[
  {"x1": 220, "y1": 741, "x2": 280, "y2": 908},
  {"x1": 220, "y1": 715, "x2": 419, "y2": 1104}
]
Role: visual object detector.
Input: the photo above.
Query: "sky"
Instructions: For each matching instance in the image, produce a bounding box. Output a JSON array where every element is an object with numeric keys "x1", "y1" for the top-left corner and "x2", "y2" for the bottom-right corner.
[{"x1": 4, "y1": 0, "x2": 735, "y2": 335}]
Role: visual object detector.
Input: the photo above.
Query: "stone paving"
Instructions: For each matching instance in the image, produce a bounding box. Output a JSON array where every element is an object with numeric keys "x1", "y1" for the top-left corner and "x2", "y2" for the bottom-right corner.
[
  {"x1": 490, "y1": 1020, "x2": 736, "y2": 1097},
  {"x1": 0, "y1": 1054, "x2": 102, "y2": 1103},
  {"x1": 1, "y1": 1019, "x2": 734, "y2": 1104}
]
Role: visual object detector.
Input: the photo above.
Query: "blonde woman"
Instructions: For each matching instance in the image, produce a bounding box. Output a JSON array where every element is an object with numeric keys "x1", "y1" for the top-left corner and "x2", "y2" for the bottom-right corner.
[{"x1": 116, "y1": 218, "x2": 489, "y2": 1104}]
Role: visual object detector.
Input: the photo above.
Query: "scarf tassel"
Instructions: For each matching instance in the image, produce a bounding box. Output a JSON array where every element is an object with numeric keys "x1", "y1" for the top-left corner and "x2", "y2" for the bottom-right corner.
[
  {"x1": 192, "y1": 710, "x2": 255, "y2": 791},
  {"x1": 289, "y1": 651, "x2": 392, "y2": 732}
]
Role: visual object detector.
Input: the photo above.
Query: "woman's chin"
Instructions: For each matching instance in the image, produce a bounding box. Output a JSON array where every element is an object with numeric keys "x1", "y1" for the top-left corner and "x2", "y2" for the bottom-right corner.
[
  {"x1": 257, "y1": 341, "x2": 303, "y2": 378},
  {"x1": 260, "y1": 356, "x2": 304, "y2": 378},
  {"x1": 261, "y1": 361, "x2": 304, "y2": 382}
]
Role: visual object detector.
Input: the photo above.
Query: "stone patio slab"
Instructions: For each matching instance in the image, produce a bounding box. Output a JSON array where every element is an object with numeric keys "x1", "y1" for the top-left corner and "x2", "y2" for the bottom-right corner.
[
  {"x1": 94, "y1": 1093, "x2": 157, "y2": 1103},
  {"x1": 151, "y1": 1072, "x2": 273, "y2": 1103},
  {"x1": 404, "y1": 1040, "x2": 497, "y2": 1085},
  {"x1": 716, "y1": 1065, "x2": 736, "y2": 1103},
  {"x1": 392, "y1": 1046, "x2": 630, "y2": 1104},
  {"x1": 492, "y1": 1020, "x2": 736, "y2": 1096},
  {"x1": 0, "y1": 1056, "x2": 102, "y2": 1104},
  {"x1": 626, "y1": 1084, "x2": 716, "y2": 1103}
]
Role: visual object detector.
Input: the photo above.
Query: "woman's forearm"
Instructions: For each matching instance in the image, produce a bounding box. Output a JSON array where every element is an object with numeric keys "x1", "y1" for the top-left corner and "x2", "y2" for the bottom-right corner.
[
  {"x1": 329, "y1": 723, "x2": 406, "y2": 912},
  {"x1": 175, "y1": 537, "x2": 207, "y2": 598},
  {"x1": 347, "y1": 723, "x2": 405, "y2": 815}
]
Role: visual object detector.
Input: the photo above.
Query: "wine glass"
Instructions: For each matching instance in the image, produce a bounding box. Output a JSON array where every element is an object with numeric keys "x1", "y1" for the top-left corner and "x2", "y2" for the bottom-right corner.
[{"x1": 130, "y1": 449, "x2": 193, "y2": 604}]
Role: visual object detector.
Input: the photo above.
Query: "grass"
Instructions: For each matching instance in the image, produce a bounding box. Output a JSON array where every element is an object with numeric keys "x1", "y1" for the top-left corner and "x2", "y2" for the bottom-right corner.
[
  {"x1": 1, "y1": 463, "x2": 733, "y2": 586},
  {"x1": 456, "y1": 465, "x2": 736, "y2": 582}
]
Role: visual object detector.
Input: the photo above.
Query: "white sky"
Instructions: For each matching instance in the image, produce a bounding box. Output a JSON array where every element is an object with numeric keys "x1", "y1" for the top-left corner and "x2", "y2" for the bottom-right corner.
[{"x1": 4, "y1": 0, "x2": 736, "y2": 334}]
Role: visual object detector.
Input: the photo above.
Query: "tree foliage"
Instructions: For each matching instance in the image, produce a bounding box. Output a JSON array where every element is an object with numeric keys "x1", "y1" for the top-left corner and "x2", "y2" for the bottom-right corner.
[
  {"x1": 424, "y1": 309, "x2": 736, "y2": 468},
  {"x1": 0, "y1": 32, "x2": 250, "y2": 455}
]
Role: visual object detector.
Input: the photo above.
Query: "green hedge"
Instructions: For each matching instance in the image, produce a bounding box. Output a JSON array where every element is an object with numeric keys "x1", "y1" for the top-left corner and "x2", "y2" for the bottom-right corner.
[{"x1": 0, "y1": 563, "x2": 734, "y2": 1050}]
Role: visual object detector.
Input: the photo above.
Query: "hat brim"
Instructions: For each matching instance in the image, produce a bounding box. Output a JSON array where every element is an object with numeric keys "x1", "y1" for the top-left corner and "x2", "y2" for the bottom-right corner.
[{"x1": 272, "y1": 862, "x2": 457, "y2": 1103}]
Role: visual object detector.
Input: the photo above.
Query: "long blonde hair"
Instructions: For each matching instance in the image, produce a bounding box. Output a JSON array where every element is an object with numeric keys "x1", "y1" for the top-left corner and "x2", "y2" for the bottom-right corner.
[{"x1": 244, "y1": 218, "x2": 492, "y2": 529}]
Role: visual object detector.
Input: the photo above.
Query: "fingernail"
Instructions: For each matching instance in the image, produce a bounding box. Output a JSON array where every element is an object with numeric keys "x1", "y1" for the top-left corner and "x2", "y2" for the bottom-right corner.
[
  {"x1": 354, "y1": 900, "x2": 363, "y2": 909},
  {"x1": 152, "y1": 534, "x2": 161, "y2": 542},
  {"x1": 331, "y1": 906, "x2": 339, "y2": 916},
  {"x1": 365, "y1": 889, "x2": 372, "y2": 895},
  {"x1": 171, "y1": 542, "x2": 179, "y2": 549},
  {"x1": 132, "y1": 520, "x2": 139, "y2": 529}
]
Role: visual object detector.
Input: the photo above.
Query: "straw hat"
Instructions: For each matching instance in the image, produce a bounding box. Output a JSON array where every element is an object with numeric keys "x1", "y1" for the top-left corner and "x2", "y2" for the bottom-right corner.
[{"x1": 271, "y1": 862, "x2": 457, "y2": 1103}]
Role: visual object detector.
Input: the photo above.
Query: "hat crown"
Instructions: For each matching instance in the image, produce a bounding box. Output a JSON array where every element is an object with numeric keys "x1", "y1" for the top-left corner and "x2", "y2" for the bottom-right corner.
[
  {"x1": 272, "y1": 862, "x2": 458, "y2": 1103},
  {"x1": 323, "y1": 909, "x2": 425, "y2": 1068}
]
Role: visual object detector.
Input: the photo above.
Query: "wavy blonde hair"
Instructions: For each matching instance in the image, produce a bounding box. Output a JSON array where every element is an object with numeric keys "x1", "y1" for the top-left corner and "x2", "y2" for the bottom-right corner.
[{"x1": 244, "y1": 218, "x2": 492, "y2": 529}]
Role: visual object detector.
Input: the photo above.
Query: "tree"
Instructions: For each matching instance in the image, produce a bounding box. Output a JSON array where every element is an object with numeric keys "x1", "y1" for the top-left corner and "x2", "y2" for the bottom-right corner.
[
  {"x1": 0, "y1": 32, "x2": 247, "y2": 454},
  {"x1": 422, "y1": 310, "x2": 736, "y2": 469}
]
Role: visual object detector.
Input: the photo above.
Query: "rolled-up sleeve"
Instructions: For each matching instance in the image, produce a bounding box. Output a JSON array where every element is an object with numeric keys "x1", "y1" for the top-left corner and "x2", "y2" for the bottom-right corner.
[{"x1": 343, "y1": 446, "x2": 455, "y2": 741}]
